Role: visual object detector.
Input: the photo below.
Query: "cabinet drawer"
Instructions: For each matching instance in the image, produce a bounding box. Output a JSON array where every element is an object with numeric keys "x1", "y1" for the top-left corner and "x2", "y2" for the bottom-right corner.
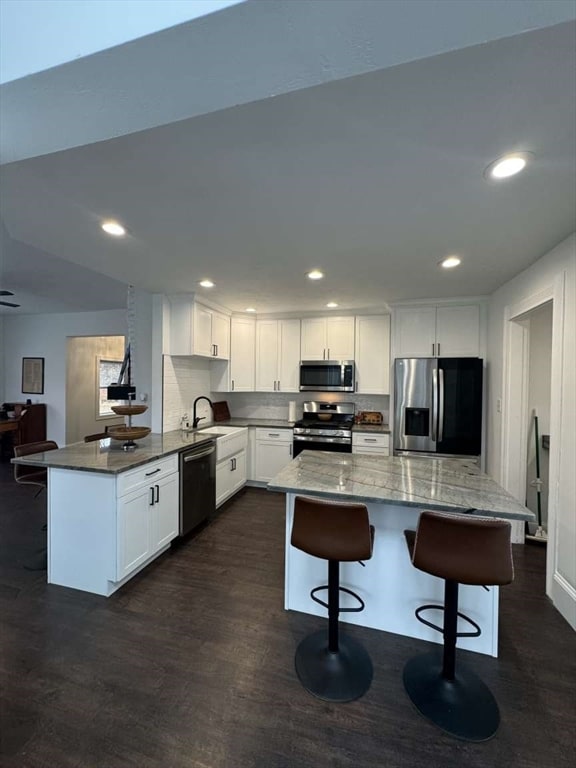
[
  {"x1": 255, "y1": 428, "x2": 292, "y2": 443},
  {"x1": 352, "y1": 433, "x2": 390, "y2": 449},
  {"x1": 117, "y1": 455, "x2": 178, "y2": 498},
  {"x1": 353, "y1": 446, "x2": 389, "y2": 456}
]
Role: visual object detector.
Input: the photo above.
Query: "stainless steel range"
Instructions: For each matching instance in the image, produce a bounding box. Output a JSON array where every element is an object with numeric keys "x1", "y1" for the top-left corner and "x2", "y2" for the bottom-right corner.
[{"x1": 293, "y1": 401, "x2": 355, "y2": 458}]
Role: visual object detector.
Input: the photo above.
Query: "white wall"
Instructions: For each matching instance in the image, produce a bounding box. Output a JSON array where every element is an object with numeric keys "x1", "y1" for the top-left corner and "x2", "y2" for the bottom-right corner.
[
  {"x1": 2, "y1": 309, "x2": 126, "y2": 445},
  {"x1": 163, "y1": 356, "x2": 213, "y2": 432},
  {"x1": 487, "y1": 233, "x2": 575, "y2": 628}
]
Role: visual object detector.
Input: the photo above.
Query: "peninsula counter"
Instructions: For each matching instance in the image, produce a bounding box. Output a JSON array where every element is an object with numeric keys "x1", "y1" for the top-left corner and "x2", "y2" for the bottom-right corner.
[{"x1": 268, "y1": 451, "x2": 533, "y2": 657}]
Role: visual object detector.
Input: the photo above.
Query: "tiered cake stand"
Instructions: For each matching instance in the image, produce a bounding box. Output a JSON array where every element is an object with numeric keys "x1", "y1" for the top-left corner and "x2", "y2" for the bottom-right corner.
[{"x1": 107, "y1": 403, "x2": 151, "y2": 451}]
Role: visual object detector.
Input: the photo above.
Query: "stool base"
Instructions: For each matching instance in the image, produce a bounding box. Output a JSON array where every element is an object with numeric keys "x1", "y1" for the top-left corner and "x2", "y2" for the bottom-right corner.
[
  {"x1": 295, "y1": 630, "x2": 373, "y2": 703},
  {"x1": 403, "y1": 652, "x2": 500, "y2": 742}
]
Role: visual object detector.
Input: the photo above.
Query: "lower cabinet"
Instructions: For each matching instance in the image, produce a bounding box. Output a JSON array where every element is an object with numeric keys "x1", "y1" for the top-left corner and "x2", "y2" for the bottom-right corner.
[
  {"x1": 216, "y1": 450, "x2": 247, "y2": 508},
  {"x1": 352, "y1": 432, "x2": 390, "y2": 456},
  {"x1": 116, "y1": 456, "x2": 179, "y2": 581},
  {"x1": 254, "y1": 428, "x2": 293, "y2": 482}
]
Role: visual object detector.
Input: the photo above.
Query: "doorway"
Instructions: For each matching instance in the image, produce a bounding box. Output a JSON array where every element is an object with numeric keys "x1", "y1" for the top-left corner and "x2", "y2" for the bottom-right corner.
[
  {"x1": 65, "y1": 336, "x2": 125, "y2": 444},
  {"x1": 501, "y1": 275, "x2": 567, "y2": 620}
]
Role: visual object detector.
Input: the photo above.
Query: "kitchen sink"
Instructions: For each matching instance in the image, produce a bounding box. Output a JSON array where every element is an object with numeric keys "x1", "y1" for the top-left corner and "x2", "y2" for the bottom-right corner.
[{"x1": 198, "y1": 426, "x2": 248, "y2": 461}]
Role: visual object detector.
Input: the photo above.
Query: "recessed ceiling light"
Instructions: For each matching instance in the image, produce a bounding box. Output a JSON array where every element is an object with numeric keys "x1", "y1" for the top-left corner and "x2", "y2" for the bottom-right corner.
[
  {"x1": 439, "y1": 255, "x2": 461, "y2": 269},
  {"x1": 101, "y1": 220, "x2": 126, "y2": 236},
  {"x1": 307, "y1": 269, "x2": 324, "y2": 280},
  {"x1": 245, "y1": 307, "x2": 256, "y2": 313},
  {"x1": 326, "y1": 302, "x2": 339, "y2": 308},
  {"x1": 199, "y1": 279, "x2": 215, "y2": 288},
  {"x1": 484, "y1": 152, "x2": 533, "y2": 180}
]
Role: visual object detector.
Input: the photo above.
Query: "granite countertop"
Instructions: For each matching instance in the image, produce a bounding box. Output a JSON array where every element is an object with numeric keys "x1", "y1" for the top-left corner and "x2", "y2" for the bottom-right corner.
[
  {"x1": 352, "y1": 424, "x2": 391, "y2": 434},
  {"x1": 214, "y1": 418, "x2": 294, "y2": 428},
  {"x1": 11, "y1": 430, "x2": 224, "y2": 474},
  {"x1": 267, "y1": 450, "x2": 533, "y2": 521}
]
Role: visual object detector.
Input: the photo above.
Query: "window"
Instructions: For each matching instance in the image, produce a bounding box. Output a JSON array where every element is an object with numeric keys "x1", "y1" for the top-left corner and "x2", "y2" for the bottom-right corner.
[{"x1": 97, "y1": 358, "x2": 123, "y2": 418}]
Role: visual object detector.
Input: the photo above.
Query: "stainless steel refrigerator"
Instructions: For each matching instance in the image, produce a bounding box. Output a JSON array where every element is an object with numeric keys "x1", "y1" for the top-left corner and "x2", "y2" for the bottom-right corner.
[{"x1": 393, "y1": 358, "x2": 483, "y2": 458}]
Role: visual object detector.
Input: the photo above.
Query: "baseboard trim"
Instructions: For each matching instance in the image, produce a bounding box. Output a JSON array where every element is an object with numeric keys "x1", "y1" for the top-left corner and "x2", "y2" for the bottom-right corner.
[{"x1": 552, "y1": 572, "x2": 576, "y2": 631}]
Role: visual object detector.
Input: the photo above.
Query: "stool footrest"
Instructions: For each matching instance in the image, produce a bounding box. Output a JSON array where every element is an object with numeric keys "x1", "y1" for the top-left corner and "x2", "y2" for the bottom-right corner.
[
  {"x1": 310, "y1": 584, "x2": 365, "y2": 613},
  {"x1": 415, "y1": 604, "x2": 481, "y2": 638}
]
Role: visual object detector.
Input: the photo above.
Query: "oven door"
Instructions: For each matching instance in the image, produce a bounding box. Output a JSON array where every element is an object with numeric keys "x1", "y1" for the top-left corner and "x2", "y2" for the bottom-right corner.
[{"x1": 293, "y1": 435, "x2": 352, "y2": 458}]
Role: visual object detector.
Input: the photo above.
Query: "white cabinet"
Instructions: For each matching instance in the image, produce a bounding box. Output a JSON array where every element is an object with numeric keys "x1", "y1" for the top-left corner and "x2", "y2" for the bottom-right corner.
[
  {"x1": 352, "y1": 432, "x2": 390, "y2": 456},
  {"x1": 255, "y1": 319, "x2": 301, "y2": 392},
  {"x1": 212, "y1": 316, "x2": 255, "y2": 392},
  {"x1": 355, "y1": 315, "x2": 391, "y2": 394},
  {"x1": 394, "y1": 304, "x2": 481, "y2": 358},
  {"x1": 301, "y1": 317, "x2": 355, "y2": 360},
  {"x1": 116, "y1": 455, "x2": 179, "y2": 582},
  {"x1": 168, "y1": 296, "x2": 230, "y2": 359},
  {"x1": 254, "y1": 428, "x2": 293, "y2": 482},
  {"x1": 216, "y1": 450, "x2": 247, "y2": 508}
]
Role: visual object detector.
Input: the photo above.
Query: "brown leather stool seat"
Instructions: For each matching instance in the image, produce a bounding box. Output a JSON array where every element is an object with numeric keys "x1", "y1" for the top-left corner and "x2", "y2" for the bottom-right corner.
[
  {"x1": 403, "y1": 511, "x2": 513, "y2": 742},
  {"x1": 290, "y1": 496, "x2": 374, "y2": 702}
]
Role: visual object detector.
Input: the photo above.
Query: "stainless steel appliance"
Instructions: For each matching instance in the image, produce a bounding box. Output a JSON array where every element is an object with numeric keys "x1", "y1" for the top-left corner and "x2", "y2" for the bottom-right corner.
[
  {"x1": 299, "y1": 361, "x2": 355, "y2": 393},
  {"x1": 179, "y1": 440, "x2": 216, "y2": 535},
  {"x1": 293, "y1": 401, "x2": 354, "y2": 457},
  {"x1": 393, "y1": 358, "x2": 483, "y2": 458}
]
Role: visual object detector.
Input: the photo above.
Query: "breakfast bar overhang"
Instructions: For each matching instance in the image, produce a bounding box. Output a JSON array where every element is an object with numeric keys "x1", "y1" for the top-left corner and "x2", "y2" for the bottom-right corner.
[{"x1": 268, "y1": 451, "x2": 534, "y2": 657}]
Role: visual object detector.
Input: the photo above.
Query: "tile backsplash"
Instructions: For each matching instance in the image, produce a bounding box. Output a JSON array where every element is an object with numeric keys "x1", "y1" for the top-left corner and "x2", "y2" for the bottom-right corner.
[{"x1": 163, "y1": 356, "x2": 389, "y2": 431}]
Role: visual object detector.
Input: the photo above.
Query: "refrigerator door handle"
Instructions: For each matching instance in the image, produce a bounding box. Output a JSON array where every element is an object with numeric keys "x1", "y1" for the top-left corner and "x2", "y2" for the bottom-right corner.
[
  {"x1": 431, "y1": 367, "x2": 438, "y2": 442},
  {"x1": 438, "y1": 368, "x2": 445, "y2": 443}
]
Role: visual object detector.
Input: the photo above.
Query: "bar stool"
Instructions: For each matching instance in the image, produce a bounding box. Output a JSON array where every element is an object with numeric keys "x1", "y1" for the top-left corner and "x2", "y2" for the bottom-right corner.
[
  {"x1": 290, "y1": 496, "x2": 374, "y2": 702},
  {"x1": 403, "y1": 510, "x2": 513, "y2": 741}
]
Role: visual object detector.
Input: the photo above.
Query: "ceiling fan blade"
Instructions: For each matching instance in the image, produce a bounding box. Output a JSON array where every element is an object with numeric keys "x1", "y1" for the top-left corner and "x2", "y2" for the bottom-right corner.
[
  {"x1": 0, "y1": 300, "x2": 20, "y2": 307},
  {"x1": 0, "y1": 290, "x2": 15, "y2": 296}
]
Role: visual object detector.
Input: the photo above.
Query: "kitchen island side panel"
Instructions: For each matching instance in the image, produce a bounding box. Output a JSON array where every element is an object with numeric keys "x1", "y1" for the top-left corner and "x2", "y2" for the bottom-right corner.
[{"x1": 284, "y1": 493, "x2": 499, "y2": 657}]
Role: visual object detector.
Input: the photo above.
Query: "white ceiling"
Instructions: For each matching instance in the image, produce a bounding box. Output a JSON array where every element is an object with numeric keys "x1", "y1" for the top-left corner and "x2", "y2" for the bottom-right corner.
[{"x1": 0, "y1": 6, "x2": 575, "y2": 315}]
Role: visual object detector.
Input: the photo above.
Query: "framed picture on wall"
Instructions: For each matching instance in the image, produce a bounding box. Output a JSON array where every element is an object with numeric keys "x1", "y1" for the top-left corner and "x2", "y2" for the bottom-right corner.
[{"x1": 22, "y1": 357, "x2": 45, "y2": 395}]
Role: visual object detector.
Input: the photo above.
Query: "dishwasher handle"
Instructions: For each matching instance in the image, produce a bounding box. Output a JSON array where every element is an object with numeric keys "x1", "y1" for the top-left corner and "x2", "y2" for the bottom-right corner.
[{"x1": 183, "y1": 444, "x2": 215, "y2": 462}]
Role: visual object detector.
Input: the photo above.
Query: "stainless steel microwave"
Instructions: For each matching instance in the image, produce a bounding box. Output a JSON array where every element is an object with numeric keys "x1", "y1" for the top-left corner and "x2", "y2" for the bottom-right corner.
[{"x1": 299, "y1": 360, "x2": 355, "y2": 392}]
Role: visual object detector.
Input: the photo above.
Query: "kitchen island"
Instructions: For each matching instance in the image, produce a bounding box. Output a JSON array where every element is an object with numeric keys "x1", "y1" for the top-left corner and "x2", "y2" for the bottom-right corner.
[
  {"x1": 268, "y1": 451, "x2": 533, "y2": 657},
  {"x1": 12, "y1": 431, "x2": 221, "y2": 596}
]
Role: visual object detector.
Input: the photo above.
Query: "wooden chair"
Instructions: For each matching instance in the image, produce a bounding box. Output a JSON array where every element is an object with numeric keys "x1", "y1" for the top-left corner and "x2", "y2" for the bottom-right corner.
[{"x1": 14, "y1": 440, "x2": 58, "y2": 497}]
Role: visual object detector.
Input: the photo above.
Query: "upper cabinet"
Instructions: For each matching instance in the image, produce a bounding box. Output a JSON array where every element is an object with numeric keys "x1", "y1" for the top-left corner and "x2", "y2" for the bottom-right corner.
[
  {"x1": 355, "y1": 315, "x2": 391, "y2": 394},
  {"x1": 394, "y1": 304, "x2": 481, "y2": 358},
  {"x1": 212, "y1": 316, "x2": 255, "y2": 392},
  {"x1": 301, "y1": 316, "x2": 355, "y2": 360},
  {"x1": 168, "y1": 297, "x2": 230, "y2": 359},
  {"x1": 255, "y1": 319, "x2": 300, "y2": 392}
]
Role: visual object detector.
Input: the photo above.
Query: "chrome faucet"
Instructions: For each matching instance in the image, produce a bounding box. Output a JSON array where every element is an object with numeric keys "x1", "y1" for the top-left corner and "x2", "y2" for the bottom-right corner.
[{"x1": 192, "y1": 396, "x2": 213, "y2": 429}]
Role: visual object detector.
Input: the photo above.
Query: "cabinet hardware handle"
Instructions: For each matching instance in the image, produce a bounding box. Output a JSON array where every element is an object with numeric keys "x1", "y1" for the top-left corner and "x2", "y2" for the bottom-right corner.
[
  {"x1": 437, "y1": 342, "x2": 441, "y2": 356},
  {"x1": 216, "y1": 344, "x2": 218, "y2": 356},
  {"x1": 268, "y1": 433, "x2": 280, "y2": 437},
  {"x1": 289, "y1": 444, "x2": 292, "y2": 456},
  {"x1": 432, "y1": 343, "x2": 435, "y2": 356},
  {"x1": 273, "y1": 380, "x2": 276, "y2": 391},
  {"x1": 155, "y1": 484, "x2": 160, "y2": 503},
  {"x1": 365, "y1": 438, "x2": 377, "y2": 442},
  {"x1": 327, "y1": 348, "x2": 330, "y2": 359},
  {"x1": 145, "y1": 467, "x2": 162, "y2": 477},
  {"x1": 149, "y1": 487, "x2": 155, "y2": 506},
  {"x1": 231, "y1": 380, "x2": 235, "y2": 391},
  {"x1": 277, "y1": 380, "x2": 280, "y2": 391}
]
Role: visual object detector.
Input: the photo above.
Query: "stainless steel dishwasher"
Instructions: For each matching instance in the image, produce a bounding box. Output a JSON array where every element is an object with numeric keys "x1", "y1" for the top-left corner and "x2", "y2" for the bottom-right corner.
[{"x1": 179, "y1": 440, "x2": 216, "y2": 536}]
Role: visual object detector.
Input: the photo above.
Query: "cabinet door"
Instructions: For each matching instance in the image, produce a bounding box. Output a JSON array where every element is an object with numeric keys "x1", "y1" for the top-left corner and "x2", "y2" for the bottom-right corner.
[
  {"x1": 435, "y1": 305, "x2": 480, "y2": 357},
  {"x1": 394, "y1": 307, "x2": 437, "y2": 358},
  {"x1": 230, "y1": 317, "x2": 256, "y2": 391},
  {"x1": 255, "y1": 441, "x2": 293, "y2": 482},
  {"x1": 355, "y1": 315, "x2": 390, "y2": 394},
  {"x1": 151, "y1": 473, "x2": 179, "y2": 552},
  {"x1": 278, "y1": 319, "x2": 301, "y2": 392},
  {"x1": 193, "y1": 304, "x2": 213, "y2": 357},
  {"x1": 117, "y1": 486, "x2": 153, "y2": 580},
  {"x1": 326, "y1": 317, "x2": 355, "y2": 359},
  {"x1": 301, "y1": 318, "x2": 327, "y2": 360},
  {"x1": 229, "y1": 450, "x2": 246, "y2": 496},
  {"x1": 255, "y1": 320, "x2": 279, "y2": 391},
  {"x1": 216, "y1": 458, "x2": 233, "y2": 507},
  {"x1": 212, "y1": 311, "x2": 230, "y2": 359}
]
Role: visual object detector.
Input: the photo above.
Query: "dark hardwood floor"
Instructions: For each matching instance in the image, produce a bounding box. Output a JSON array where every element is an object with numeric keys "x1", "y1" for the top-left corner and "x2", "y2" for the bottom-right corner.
[{"x1": 1, "y1": 460, "x2": 574, "y2": 768}]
